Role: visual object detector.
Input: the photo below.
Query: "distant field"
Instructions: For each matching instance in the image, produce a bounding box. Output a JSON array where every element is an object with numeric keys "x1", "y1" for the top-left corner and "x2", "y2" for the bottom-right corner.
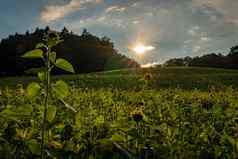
[{"x1": 1, "y1": 67, "x2": 238, "y2": 90}]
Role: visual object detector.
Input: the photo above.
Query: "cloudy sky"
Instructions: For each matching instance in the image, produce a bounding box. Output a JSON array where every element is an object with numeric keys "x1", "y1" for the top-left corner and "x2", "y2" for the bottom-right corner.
[{"x1": 0, "y1": 0, "x2": 237, "y2": 64}]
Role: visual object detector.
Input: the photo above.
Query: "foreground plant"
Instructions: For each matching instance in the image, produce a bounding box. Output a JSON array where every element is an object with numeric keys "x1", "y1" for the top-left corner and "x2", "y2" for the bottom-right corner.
[{"x1": 22, "y1": 32, "x2": 75, "y2": 159}]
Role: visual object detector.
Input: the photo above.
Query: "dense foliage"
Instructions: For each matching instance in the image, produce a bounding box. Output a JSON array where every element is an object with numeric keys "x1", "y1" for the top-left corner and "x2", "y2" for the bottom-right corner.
[
  {"x1": 0, "y1": 27, "x2": 139, "y2": 76},
  {"x1": 0, "y1": 86, "x2": 238, "y2": 158},
  {"x1": 0, "y1": 67, "x2": 238, "y2": 158},
  {"x1": 164, "y1": 45, "x2": 238, "y2": 69}
]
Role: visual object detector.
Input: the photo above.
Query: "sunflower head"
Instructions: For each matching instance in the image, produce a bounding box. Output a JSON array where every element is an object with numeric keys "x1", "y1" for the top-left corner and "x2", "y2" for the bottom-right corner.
[
  {"x1": 144, "y1": 73, "x2": 153, "y2": 81},
  {"x1": 131, "y1": 108, "x2": 144, "y2": 122}
]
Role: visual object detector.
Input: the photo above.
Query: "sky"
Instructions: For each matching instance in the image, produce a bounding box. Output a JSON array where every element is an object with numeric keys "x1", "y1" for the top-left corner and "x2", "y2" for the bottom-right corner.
[{"x1": 0, "y1": 0, "x2": 238, "y2": 64}]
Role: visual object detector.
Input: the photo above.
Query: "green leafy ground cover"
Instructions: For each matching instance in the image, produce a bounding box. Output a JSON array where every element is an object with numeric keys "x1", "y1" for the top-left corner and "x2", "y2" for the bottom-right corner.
[{"x1": 0, "y1": 67, "x2": 238, "y2": 158}]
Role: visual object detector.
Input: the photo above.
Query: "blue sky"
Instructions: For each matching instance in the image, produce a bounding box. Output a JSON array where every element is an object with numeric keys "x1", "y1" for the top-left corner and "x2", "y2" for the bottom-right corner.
[{"x1": 0, "y1": 0, "x2": 238, "y2": 64}]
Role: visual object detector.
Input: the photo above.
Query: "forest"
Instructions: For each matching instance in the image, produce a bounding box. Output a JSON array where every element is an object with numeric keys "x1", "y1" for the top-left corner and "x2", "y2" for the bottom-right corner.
[
  {"x1": 164, "y1": 45, "x2": 238, "y2": 69},
  {"x1": 0, "y1": 26, "x2": 139, "y2": 76}
]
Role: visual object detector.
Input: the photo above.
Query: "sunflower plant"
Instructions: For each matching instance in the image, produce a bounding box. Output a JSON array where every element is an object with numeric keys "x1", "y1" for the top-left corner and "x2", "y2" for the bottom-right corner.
[{"x1": 22, "y1": 32, "x2": 75, "y2": 159}]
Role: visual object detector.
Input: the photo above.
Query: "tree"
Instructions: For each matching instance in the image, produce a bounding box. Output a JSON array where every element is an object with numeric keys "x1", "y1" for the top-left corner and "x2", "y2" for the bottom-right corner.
[
  {"x1": 101, "y1": 36, "x2": 113, "y2": 48},
  {"x1": 163, "y1": 45, "x2": 238, "y2": 69},
  {"x1": 82, "y1": 28, "x2": 89, "y2": 37},
  {"x1": 44, "y1": 26, "x2": 50, "y2": 33},
  {"x1": 61, "y1": 27, "x2": 69, "y2": 36},
  {"x1": 228, "y1": 45, "x2": 238, "y2": 68},
  {"x1": 26, "y1": 30, "x2": 30, "y2": 36},
  {"x1": 0, "y1": 27, "x2": 139, "y2": 76},
  {"x1": 34, "y1": 27, "x2": 40, "y2": 34},
  {"x1": 230, "y1": 45, "x2": 238, "y2": 55}
]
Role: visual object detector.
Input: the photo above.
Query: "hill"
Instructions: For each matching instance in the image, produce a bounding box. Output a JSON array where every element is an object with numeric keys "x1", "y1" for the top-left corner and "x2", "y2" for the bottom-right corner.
[
  {"x1": 0, "y1": 26, "x2": 139, "y2": 76},
  {"x1": 1, "y1": 67, "x2": 238, "y2": 90}
]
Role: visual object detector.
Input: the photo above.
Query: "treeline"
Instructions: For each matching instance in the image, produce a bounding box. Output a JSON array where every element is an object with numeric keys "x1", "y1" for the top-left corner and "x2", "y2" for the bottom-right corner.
[
  {"x1": 0, "y1": 26, "x2": 139, "y2": 76},
  {"x1": 164, "y1": 45, "x2": 238, "y2": 69}
]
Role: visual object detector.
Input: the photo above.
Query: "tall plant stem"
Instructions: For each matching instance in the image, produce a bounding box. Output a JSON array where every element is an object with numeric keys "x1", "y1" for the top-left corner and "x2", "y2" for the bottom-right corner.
[{"x1": 41, "y1": 49, "x2": 50, "y2": 159}]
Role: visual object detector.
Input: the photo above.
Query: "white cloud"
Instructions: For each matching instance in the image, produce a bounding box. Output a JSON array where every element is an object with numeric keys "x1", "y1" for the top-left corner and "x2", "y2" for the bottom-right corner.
[
  {"x1": 188, "y1": 26, "x2": 200, "y2": 36},
  {"x1": 210, "y1": 15, "x2": 218, "y2": 22},
  {"x1": 193, "y1": 46, "x2": 201, "y2": 53},
  {"x1": 188, "y1": 29, "x2": 196, "y2": 36},
  {"x1": 192, "y1": 0, "x2": 224, "y2": 8},
  {"x1": 145, "y1": 12, "x2": 154, "y2": 17},
  {"x1": 97, "y1": 16, "x2": 106, "y2": 22},
  {"x1": 200, "y1": 37, "x2": 211, "y2": 42},
  {"x1": 132, "y1": 20, "x2": 140, "y2": 24},
  {"x1": 105, "y1": 6, "x2": 126, "y2": 13},
  {"x1": 131, "y1": 3, "x2": 138, "y2": 7},
  {"x1": 184, "y1": 40, "x2": 193, "y2": 44},
  {"x1": 40, "y1": 0, "x2": 101, "y2": 23},
  {"x1": 192, "y1": 0, "x2": 238, "y2": 26},
  {"x1": 69, "y1": 14, "x2": 127, "y2": 30}
]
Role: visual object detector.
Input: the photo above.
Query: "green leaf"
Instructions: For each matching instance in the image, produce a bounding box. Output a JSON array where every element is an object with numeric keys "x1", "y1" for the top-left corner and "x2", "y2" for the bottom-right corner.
[
  {"x1": 89, "y1": 155, "x2": 94, "y2": 159},
  {"x1": 49, "y1": 140, "x2": 63, "y2": 149},
  {"x1": 26, "y1": 139, "x2": 40, "y2": 155},
  {"x1": 127, "y1": 128, "x2": 138, "y2": 137},
  {"x1": 37, "y1": 71, "x2": 46, "y2": 81},
  {"x1": 16, "y1": 104, "x2": 33, "y2": 116},
  {"x1": 35, "y1": 43, "x2": 47, "y2": 49},
  {"x1": 55, "y1": 58, "x2": 75, "y2": 73},
  {"x1": 27, "y1": 82, "x2": 41, "y2": 99},
  {"x1": 49, "y1": 51, "x2": 56, "y2": 63},
  {"x1": 52, "y1": 80, "x2": 69, "y2": 99},
  {"x1": 22, "y1": 49, "x2": 43, "y2": 59},
  {"x1": 111, "y1": 133, "x2": 124, "y2": 142},
  {"x1": 0, "y1": 120, "x2": 8, "y2": 131},
  {"x1": 0, "y1": 105, "x2": 33, "y2": 120},
  {"x1": 0, "y1": 108, "x2": 18, "y2": 121},
  {"x1": 227, "y1": 135, "x2": 236, "y2": 146},
  {"x1": 75, "y1": 113, "x2": 81, "y2": 128},
  {"x1": 95, "y1": 115, "x2": 104, "y2": 126},
  {"x1": 64, "y1": 141, "x2": 75, "y2": 151},
  {"x1": 47, "y1": 105, "x2": 57, "y2": 122}
]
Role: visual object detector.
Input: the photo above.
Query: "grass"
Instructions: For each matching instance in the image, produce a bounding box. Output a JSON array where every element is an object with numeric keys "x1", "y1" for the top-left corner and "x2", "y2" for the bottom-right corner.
[{"x1": 1, "y1": 67, "x2": 238, "y2": 90}]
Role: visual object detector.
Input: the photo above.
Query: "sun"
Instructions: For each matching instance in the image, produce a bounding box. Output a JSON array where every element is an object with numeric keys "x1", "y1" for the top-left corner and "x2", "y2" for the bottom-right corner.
[
  {"x1": 133, "y1": 45, "x2": 147, "y2": 54},
  {"x1": 133, "y1": 44, "x2": 155, "y2": 54}
]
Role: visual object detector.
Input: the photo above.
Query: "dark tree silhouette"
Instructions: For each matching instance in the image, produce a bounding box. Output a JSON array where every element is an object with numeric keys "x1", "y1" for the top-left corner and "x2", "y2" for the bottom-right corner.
[
  {"x1": 0, "y1": 27, "x2": 139, "y2": 76},
  {"x1": 230, "y1": 45, "x2": 238, "y2": 55},
  {"x1": 61, "y1": 27, "x2": 69, "y2": 37},
  {"x1": 164, "y1": 45, "x2": 238, "y2": 69}
]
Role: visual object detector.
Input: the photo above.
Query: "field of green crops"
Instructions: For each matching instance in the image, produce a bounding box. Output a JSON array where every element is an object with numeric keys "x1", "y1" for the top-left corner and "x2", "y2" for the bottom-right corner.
[{"x1": 0, "y1": 67, "x2": 238, "y2": 158}]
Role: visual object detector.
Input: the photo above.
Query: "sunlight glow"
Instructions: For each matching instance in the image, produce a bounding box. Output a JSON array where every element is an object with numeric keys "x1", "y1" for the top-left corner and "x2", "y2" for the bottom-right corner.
[
  {"x1": 141, "y1": 62, "x2": 160, "y2": 68},
  {"x1": 133, "y1": 44, "x2": 155, "y2": 54}
]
